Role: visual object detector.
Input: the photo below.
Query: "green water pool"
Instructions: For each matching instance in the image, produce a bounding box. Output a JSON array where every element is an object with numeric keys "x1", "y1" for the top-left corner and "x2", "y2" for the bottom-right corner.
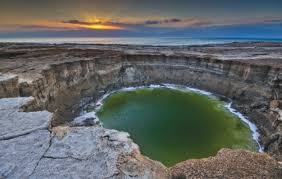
[{"x1": 95, "y1": 87, "x2": 259, "y2": 166}]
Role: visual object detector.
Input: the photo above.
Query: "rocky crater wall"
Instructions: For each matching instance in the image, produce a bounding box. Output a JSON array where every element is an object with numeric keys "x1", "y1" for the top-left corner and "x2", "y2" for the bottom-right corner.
[
  {"x1": 1, "y1": 44, "x2": 282, "y2": 178},
  {"x1": 8, "y1": 51, "x2": 281, "y2": 160}
]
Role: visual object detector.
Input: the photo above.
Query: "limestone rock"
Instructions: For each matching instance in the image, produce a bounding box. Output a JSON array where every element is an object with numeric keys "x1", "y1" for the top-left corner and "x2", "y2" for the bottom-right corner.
[
  {"x1": 0, "y1": 130, "x2": 51, "y2": 179},
  {"x1": 1, "y1": 42, "x2": 282, "y2": 178},
  {"x1": 170, "y1": 148, "x2": 282, "y2": 179},
  {"x1": 30, "y1": 126, "x2": 168, "y2": 178},
  {"x1": 51, "y1": 126, "x2": 70, "y2": 139},
  {"x1": 71, "y1": 112, "x2": 100, "y2": 127},
  {"x1": 270, "y1": 100, "x2": 281, "y2": 109},
  {"x1": 0, "y1": 74, "x2": 19, "y2": 98},
  {"x1": 0, "y1": 97, "x2": 52, "y2": 140},
  {"x1": 0, "y1": 96, "x2": 33, "y2": 110}
]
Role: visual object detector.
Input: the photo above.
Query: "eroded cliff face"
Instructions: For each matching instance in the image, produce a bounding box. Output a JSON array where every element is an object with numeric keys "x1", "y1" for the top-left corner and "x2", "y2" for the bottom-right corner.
[
  {"x1": 0, "y1": 43, "x2": 282, "y2": 178},
  {"x1": 15, "y1": 51, "x2": 281, "y2": 160}
]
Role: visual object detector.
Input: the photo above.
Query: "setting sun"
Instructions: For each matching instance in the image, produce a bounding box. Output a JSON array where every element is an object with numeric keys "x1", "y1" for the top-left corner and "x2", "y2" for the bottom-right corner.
[{"x1": 81, "y1": 24, "x2": 124, "y2": 30}]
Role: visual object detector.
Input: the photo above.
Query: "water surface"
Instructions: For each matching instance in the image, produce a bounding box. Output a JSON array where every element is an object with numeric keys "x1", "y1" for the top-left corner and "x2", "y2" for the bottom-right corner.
[
  {"x1": 1, "y1": 37, "x2": 282, "y2": 46},
  {"x1": 96, "y1": 87, "x2": 259, "y2": 166}
]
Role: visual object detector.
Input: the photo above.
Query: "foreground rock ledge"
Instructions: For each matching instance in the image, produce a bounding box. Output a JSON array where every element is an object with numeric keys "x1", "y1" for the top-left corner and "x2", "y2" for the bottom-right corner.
[
  {"x1": 0, "y1": 42, "x2": 282, "y2": 178},
  {"x1": 0, "y1": 98, "x2": 280, "y2": 178},
  {"x1": 0, "y1": 97, "x2": 168, "y2": 178},
  {"x1": 170, "y1": 149, "x2": 282, "y2": 179}
]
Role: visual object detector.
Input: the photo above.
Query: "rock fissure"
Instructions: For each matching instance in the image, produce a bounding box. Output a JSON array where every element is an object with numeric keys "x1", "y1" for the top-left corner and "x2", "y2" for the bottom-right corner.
[
  {"x1": 0, "y1": 127, "x2": 48, "y2": 141},
  {"x1": 42, "y1": 155, "x2": 85, "y2": 161},
  {"x1": 28, "y1": 132, "x2": 53, "y2": 178}
]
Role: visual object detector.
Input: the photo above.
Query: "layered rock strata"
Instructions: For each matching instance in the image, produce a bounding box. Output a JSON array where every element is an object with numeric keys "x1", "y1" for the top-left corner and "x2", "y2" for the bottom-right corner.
[{"x1": 0, "y1": 42, "x2": 282, "y2": 178}]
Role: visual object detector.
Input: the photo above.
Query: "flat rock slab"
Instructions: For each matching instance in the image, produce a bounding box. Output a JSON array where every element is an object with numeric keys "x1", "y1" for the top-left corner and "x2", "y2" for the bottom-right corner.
[
  {"x1": 0, "y1": 97, "x2": 52, "y2": 140},
  {"x1": 0, "y1": 96, "x2": 167, "y2": 179},
  {"x1": 0, "y1": 97, "x2": 33, "y2": 110},
  {"x1": 30, "y1": 126, "x2": 168, "y2": 179},
  {"x1": 0, "y1": 129, "x2": 51, "y2": 179},
  {"x1": 0, "y1": 96, "x2": 52, "y2": 178}
]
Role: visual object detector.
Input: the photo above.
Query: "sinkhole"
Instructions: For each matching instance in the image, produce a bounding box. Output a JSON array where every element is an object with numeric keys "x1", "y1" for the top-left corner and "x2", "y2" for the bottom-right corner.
[{"x1": 85, "y1": 86, "x2": 260, "y2": 166}]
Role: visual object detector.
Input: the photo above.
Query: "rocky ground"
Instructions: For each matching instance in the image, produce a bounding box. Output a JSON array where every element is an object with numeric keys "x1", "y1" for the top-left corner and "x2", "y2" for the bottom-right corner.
[
  {"x1": 0, "y1": 96, "x2": 168, "y2": 178},
  {"x1": 0, "y1": 42, "x2": 282, "y2": 178}
]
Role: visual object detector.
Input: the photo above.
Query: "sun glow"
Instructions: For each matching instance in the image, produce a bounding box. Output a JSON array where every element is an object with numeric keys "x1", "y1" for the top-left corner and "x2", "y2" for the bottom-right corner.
[{"x1": 81, "y1": 24, "x2": 124, "y2": 30}]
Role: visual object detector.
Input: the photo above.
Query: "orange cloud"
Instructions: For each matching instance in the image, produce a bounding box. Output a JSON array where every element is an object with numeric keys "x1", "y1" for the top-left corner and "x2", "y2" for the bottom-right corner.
[
  {"x1": 79, "y1": 24, "x2": 124, "y2": 30},
  {"x1": 61, "y1": 18, "x2": 211, "y2": 30},
  {"x1": 61, "y1": 20, "x2": 124, "y2": 30}
]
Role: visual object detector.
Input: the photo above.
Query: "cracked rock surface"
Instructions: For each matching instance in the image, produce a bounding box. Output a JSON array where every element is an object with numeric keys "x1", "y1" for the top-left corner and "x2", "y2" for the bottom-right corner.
[
  {"x1": 0, "y1": 95, "x2": 167, "y2": 179},
  {"x1": 0, "y1": 130, "x2": 51, "y2": 178},
  {"x1": 0, "y1": 95, "x2": 52, "y2": 178},
  {"x1": 30, "y1": 127, "x2": 168, "y2": 178},
  {"x1": 0, "y1": 97, "x2": 52, "y2": 140}
]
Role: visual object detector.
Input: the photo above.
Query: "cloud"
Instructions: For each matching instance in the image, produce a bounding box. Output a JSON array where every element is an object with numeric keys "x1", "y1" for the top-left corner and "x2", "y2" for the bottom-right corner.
[
  {"x1": 62, "y1": 20, "x2": 101, "y2": 25},
  {"x1": 19, "y1": 25, "x2": 71, "y2": 30},
  {"x1": 61, "y1": 19, "x2": 127, "y2": 30},
  {"x1": 144, "y1": 18, "x2": 211, "y2": 28},
  {"x1": 3, "y1": 17, "x2": 280, "y2": 34},
  {"x1": 62, "y1": 20, "x2": 88, "y2": 25},
  {"x1": 145, "y1": 18, "x2": 182, "y2": 25},
  {"x1": 0, "y1": 24, "x2": 75, "y2": 32},
  {"x1": 62, "y1": 18, "x2": 211, "y2": 29},
  {"x1": 261, "y1": 19, "x2": 282, "y2": 24},
  {"x1": 208, "y1": 18, "x2": 282, "y2": 27},
  {"x1": 62, "y1": 19, "x2": 124, "y2": 26}
]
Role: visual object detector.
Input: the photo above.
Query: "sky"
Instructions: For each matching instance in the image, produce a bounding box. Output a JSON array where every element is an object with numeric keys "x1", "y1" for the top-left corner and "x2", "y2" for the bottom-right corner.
[{"x1": 0, "y1": 0, "x2": 282, "y2": 38}]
